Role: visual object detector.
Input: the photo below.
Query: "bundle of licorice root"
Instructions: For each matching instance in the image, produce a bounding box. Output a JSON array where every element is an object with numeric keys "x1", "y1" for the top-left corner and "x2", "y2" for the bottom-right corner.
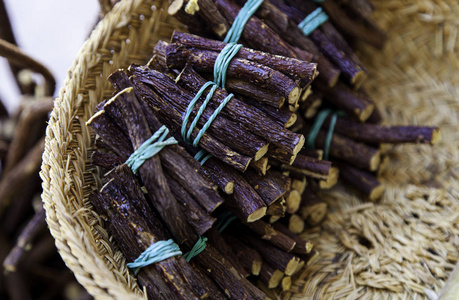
[
  {"x1": 88, "y1": 82, "x2": 316, "y2": 299},
  {"x1": 86, "y1": 0, "x2": 442, "y2": 298},
  {"x1": 165, "y1": 0, "x2": 440, "y2": 201}
]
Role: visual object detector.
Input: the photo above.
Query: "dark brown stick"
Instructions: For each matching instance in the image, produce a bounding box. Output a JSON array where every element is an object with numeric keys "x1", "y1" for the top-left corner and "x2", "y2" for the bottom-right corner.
[
  {"x1": 323, "y1": 117, "x2": 441, "y2": 145},
  {"x1": 302, "y1": 124, "x2": 381, "y2": 171},
  {"x1": 241, "y1": 233, "x2": 300, "y2": 275},
  {"x1": 314, "y1": 81, "x2": 374, "y2": 122},
  {"x1": 259, "y1": 263, "x2": 283, "y2": 289},
  {"x1": 0, "y1": 138, "x2": 44, "y2": 215},
  {"x1": 206, "y1": 228, "x2": 250, "y2": 278},
  {"x1": 0, "y1": 0, "x2": 36, "y2": 95},
  {"x1": 3, "y1": 208, "x2": 46, "y2": 272},
  {"x1": 91, "y1": 151, "x2": 124, "y2": 170},
  {"x1": 2, "y1": 97, "x2": 53, "y2": 175},
  {"x1": 177, "y1": 138, "x2": 267, "y2": 222},
  {"x1": 285, "y1": 154, "x2": 331, "y2": 180},
  {"x1": 320, "y1": 0, "x2": 387, "y2": 49},
  {"x1": 334, "y1": 161, "x2": 384, "y2": 202},
  {"x1": 272, "y1": 222, "x2": 313, "y2": 255},
  {"x1": 0, "y1": 39, "x2": 55, "y2": 96},
  {"x1": 242, "y1": 168, "x2": 290, "y2": 206},
  {"x1": 164, "y1": 172, "x2": 216, "y2": 235},
  {"x1": 222, "y1": 233, "x2": 263, "y2": 276},
  {"x1": 171, "y1": 31, "x2": 318, "y2": 86},
  {"x1": 86, "y1": 110, "x2": 133, "y2": 160},
  {"x1": 243, "y1": 219, "x2": 296, "y2": 252},
  {"x1": 242, "y1": 96, "x2": 296, "y2": 128},
  {"x1": 166, "y1": 43, "x2": 301, "y2": 105}
]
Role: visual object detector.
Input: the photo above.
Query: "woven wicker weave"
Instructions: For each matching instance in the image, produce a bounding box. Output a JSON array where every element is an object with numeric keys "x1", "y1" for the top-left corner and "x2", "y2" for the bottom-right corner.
[{"x1": 40, "y1": 0, "x2": 459, "y2": 299}]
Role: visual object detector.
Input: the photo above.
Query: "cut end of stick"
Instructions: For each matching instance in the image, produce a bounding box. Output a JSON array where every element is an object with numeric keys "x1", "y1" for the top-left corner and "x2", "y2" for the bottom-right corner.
[
  {"x1": 431, "y1": 128, "x2": 442, "y2": 145},
  {"x1": 291, "y1": 177, "x2": 307, "y2": 194},
  {"x1": 184, "y1": 0, "x2": 199, "y2": 15},
  {"x1": 286, "y1": 190, "x2": 302, "y2": 214},
  {"x1": 350, "y1": 69, "x2": 367, "y2": 86},
  {"x1": 300, "y1": 86, "x2": 312, "y2": 102},
  {"x1": 247, "y1": 207, "x2": 267, "y2": 223},
  {"x1": 269, "y1": 269, "x2": 284, "y2": 288},
  {"x1": 369, "y1": 184, "x2": 385, "y2": 202},
  {"x1": 167, "y1": 0, "x2": 184, "y2": 15},
  {"x1": 281, "y1": 276, "x2": 292, "y2": 292},
  {"x1": 255, "y1": 143, "x2": 270, "y2": 161},
  {"x1": 306, "y1": 203, "x2": 328, "y2": 227},
  {"x1": 288, "y1": 214, "x2": 305, "y2": 234},
  {"x1": 319, "y1": 167, "x2": 339, "y2": 189},
  {"x1": 252, "y1": 259, "x2": 262, "y2": 276},
  {"x1": 369, "y1": 151, "x2": 381, "y2": 172},
  {"x1": 288, "y1": 86, "x2": 301, "y2": 105},
  {"x1": 293, "y1": 134, "x2": 305, "y2": 157},
  {"x1": 305, "y1": 98, "x2": 322, "y2": 119},
  {"x1": 284, "y1": 257, "x2": 300, "y2": 276},
  {"x1": 224, "y1": 182, "x2": 234, "y2": 195},
  {"x1": 250, "y1": 157, "x2": 269, "y2": 175},
  {"x1": 285, "y1": 113, "x2": 297, "y2": 129},
  {"x1": 214, "y1": 24, "x2": 228, "y2": 38},
  {"x1": 292, "y1": 260, "x2": 305, "y2": 276},
  {"x1": 359, "y1": 103, "x2": 375, "y2": 122}
]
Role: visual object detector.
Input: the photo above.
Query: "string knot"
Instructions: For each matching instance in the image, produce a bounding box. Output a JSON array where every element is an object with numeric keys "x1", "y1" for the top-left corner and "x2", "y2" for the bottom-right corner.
[
  {"x1": 127, "y1": 239, "x2": 182, "y2": 275},
  {"x1": 298, "y1": 7, "x2": 328, "y2": 36},
  {"x1": 126, "y1": 125, "x2": 177, "y2": 174}
]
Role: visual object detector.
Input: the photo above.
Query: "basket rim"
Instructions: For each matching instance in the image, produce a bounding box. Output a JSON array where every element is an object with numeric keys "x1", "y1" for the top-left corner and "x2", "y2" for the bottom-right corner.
[{"x1": 39, "y1": 0, "x2": 160, "y2": 298}]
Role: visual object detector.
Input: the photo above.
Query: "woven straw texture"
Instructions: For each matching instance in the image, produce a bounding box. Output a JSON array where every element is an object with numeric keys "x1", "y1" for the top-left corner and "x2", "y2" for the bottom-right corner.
[{"x1": 40, "y1": 0, "x2": 459, "y2": 299}]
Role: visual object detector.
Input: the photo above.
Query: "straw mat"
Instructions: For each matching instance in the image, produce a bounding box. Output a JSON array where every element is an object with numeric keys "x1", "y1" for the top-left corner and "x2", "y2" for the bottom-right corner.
[{"x1": 40, "y1": 0, "x2": 459, "y2": 299}]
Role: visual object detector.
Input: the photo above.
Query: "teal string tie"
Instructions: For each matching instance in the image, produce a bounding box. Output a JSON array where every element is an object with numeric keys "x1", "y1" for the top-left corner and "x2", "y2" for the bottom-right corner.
[
  {"x1": 298, "y1": 7, "x2": 328, "y2": 36},
  {"x1": 215, "y1": 211, "x2": 237, "y2": 233},
  {"x1": 194, "y1": 149, "x2": 213, "y2": 165},
  {"x1": 126, "y1": 125, "x2": 177, "y2": 174},
  {"x1": 181, "y1": 43, "x2": 242, "y2": 164},
  {"x1": 214, "y1": 43, "x2": 243, "y2": 88},
  {"x1": 306, "y1": 109, "x2": 346, "y2": 160},
  {"x1": 224, "y1": 0, "x2": 264, "y2": 43},
  {"x1": 127, "y1": 239, "x2": 182, "y2": 275},
  {"x1": 183, "y1": 236, "x2": 208, "y2": 262}
]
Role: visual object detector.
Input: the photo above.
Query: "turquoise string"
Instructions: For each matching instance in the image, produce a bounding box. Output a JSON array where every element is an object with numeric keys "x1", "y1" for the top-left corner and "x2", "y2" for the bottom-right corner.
[
  {"x1": 193, "y1": 93, "x2": 234, "y2": 146},
  {"x1": 214, "y1": 43, "x2": 243, "y2": 88},
  {"x1": 224, "y1": 0, "x2": 264, "y2": 43},
  {"x1": 126, "y1": 125, "x2": 177, "y2": 174},
  {"x1": 181, "y1": 42, "x2": 241, "y2": 162},
  {"x1": 182, "y1": 0, "x2": 261, "y2": 161},
  {"x1": 194, "y1": 149, "x2": 213, "y2": 165},
  {"x1": 298, "y1": 7, "x2": 328, "y2": 36},
  {"x1": 306, "y1": 110, "x2": 345, "y2": 160},
  {"x1": 183, "y1": 236, "x2": 208, "y2": 262},
  {"x1": 215, "y1": 211, "x2": 237, "y2": 233},
  {"x1": 127, "y1": 239, "x2": 182, "y2": 275}
]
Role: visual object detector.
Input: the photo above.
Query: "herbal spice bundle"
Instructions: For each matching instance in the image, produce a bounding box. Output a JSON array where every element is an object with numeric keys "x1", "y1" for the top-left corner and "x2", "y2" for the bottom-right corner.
[
  {"x1": 165, "y1": 0, "x2": 440, "y2": 201},
  {"x1": 88, "y1": 83, "x2": 316, "y2": 299}
]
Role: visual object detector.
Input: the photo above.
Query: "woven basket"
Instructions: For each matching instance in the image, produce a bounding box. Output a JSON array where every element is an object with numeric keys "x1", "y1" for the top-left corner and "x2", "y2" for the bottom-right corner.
[{"x1": 40, "y1": 0, "x2": 459, "y2": 299}]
